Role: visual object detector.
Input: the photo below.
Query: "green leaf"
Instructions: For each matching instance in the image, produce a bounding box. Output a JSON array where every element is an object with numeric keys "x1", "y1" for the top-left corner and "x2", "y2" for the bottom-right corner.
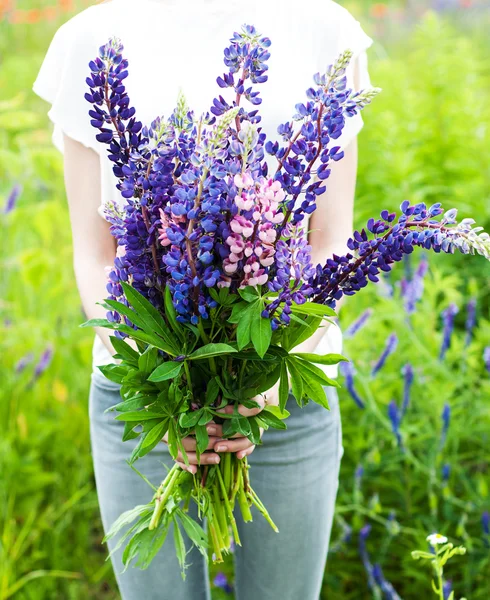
[
  {"x1": 97, "y1": 364, "x2": 128, "y2": 384},
  {"x1": 295, "y1": 358, "x2": 341, "y2": 388},
  {"x1": 176, "y1": 509, "x2": 208, "y2": 555},
  {"x1": 205, "y1": 377, "x2": 220, "y2": 405},
  {"x1": 108, "y1": 394, "x2": 153, "y2": 414},
  {"x1": 252, "y1": 364, "x2": 282, "y2": 396},
  {"x1": 263, "y1": 405, "x2": 290, "y2": 420},
  {"x1": 257, "y1": 411, "x2": 287, "y2": 430},
  {"x1": 287, "y1": 360, "x2": 303, "y2": 404},
  {"x1": 103, "y1": 504, "x2": 151, "y2": 541},
  {"x1": 173, "y1": 517, "x2": 187, "y2": 578},
  {"x1": 82, "y1": 319, "x2": 176, "y2": 354},
  {"x1": 80, "y1": 318, "x2": 112, "y2": 329},
  {"x1": 141, "y1": 420, "x2": 168, "y2": 449},
  {"x1": 239, "y1": 286, "x2": 260, "y2": 302},
  {"x1": 250, "y1": 302, "x2": 272, "y2": 358},
  {"x1": 187, "y1": 343, "x2": 237, "y2": 360},
  {"x1": 110, "y1": 336, "x2": 139, "y2": 363},
  {"x1": 290, "y1": 303, "x2": 337, "y2": 318},
  {"x1": 195, "y1": 424, "x2": 209, "y2": 455},
  {"x1": 249, "y1": 417, "x2": 263, "y2": 445},
  {"x1": 282, "y1": 316, "x2": 322, "y2": 352},
  {"x1": 115, "y1": 411, "x2": 166, "y2": 422},
  {"x1": 122, "y1": 421, "x2": 142, "y2": 442},
  {"x1": 105, "y1": 298, "x2": 163, "y2": 341},
  {"x1": 165, "y1": 285, "x2": 185, "y2": 342},
  {"x1": 167, "y1": 419, "x2": 179, "y2": 460},
  {"x1": 179, "y1": 409, "x2": 203, "y2": 429},
  {"x1": 302, "y1": 377, "x2": 330, "y2": 409},
  {"x1": 136, "y1": 521, "x2": 170, "y2": 569},
  {"x1": 138, "y1": 346, "x2": 159, "y2": 374},
  {"x1": 292, "y1": 352, "x2": 348, "y2": 366},
  {"x1": 279, "y1": 362, "x2": 290, "y2": 412},
  {"x1": 148, "y1": 361, "x2": 183, "y2": 382}
]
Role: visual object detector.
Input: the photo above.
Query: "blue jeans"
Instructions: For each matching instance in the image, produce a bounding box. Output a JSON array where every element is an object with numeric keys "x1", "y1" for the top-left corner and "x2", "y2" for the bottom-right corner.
[{"x1": 89, "y1": 369, "x2": 343, "y2": 600}]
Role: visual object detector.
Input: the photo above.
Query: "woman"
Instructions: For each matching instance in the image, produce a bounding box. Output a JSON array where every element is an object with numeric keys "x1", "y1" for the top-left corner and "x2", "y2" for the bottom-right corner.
[{"x1": 34, "y1": 1, "x2": 373, "y2": 598}]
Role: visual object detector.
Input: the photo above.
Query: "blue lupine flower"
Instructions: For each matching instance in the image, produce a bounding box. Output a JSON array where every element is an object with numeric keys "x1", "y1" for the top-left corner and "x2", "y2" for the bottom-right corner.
[
  {"x1": 359, "y1": 524, "x2": 377, "y2": 593},
  {"x1": 372, "y1": 564, "x2": 403, "y2": 600},
  {"x1": 443, "y1": 580, "x2": 452, "y2": 600},
  {"x1": 27, "y1": 345, "x2": 54, "y2": 387},
  {"x1": 344, "y1": 308, "x2": 373, "y2": 338},
  {"x1": 213, "y1": 572, "x2": 233, "y2": 594},
  {"x1": 440, "y1": 403, "x2": 451, "y2": 450},
  {"x1": 355, "y1": 464, "x2": 364, "y2": 487},
  {"x1": 3, "y1": 183, "x2": 22, "y2": 214},
  {"x1": 482, "y1": 511, "x2": 489, "y2": 547},
  {"x1": 15, "y1": 352, "x2": 34, "y2": 374},
  {"x1": 372, "y1": 333, "x2": 398, "y2": 376},
  {"x1": 388, "y1": 400, "x2": 403, "y2": 448},
  {"x1": 441, "y1": 463, "x2": 450, "y2": 485},
  {"x1": 339, "y1": 361, "x2": 365, "y2": 409},
  {"x1": 439, "y1": 304, "x2": 459, "y2": 361},
  {"x1": 401, "y1": 363, "x2": 413, "y2": 418},
  {"x1": 401, "y1": 254, "x2": 428, "y2": 314},
  {"x1": 464, "y1": 298, "x2": 477, "y2": 347},
  {"x1": 483, "y1": 347, "x2": 490, "y2": 373}
]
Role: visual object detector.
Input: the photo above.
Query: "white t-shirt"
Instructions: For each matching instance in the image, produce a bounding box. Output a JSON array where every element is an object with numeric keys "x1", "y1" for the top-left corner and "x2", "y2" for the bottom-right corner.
[{"x1": 34, "y1": 0, "x2": 373, "y2": 378}]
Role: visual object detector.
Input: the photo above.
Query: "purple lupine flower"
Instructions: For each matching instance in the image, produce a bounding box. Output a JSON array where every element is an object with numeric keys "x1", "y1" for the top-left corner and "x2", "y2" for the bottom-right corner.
[
  {"x1": 339, "y1": 361, "x2": 365, "y2": 409},
  {"x1": 213, "y1": 572, "x2": 233, "y2": 594},
  {"x1": 388, "y1": 400, "x2": 403, "y2": 448},
  {"x1": 308, "y1": 203, "x2": 490, "y2": 311},
  {"x1": 344, "y1": 308, "x2": 373, "y2": 338},
  {"x1": 372, "y1": 564, "x2": 403, "y2": 600},
  {"x1": 401, "y1": 254, "x2": 429, "y2": 314},
  {"x1": 3, "y1": 184, "x2": 22, "y2": 214},
  {"x1": 359, "y1": 524, "x2": 378, "y2": 593},
  {"x1": 401, "y1": 363, "x2": 413, "y2": 418},
  {"x1": 439, "y1": 304, "x2": 459, "y2": 361},
  {"x1": 443, "y1": 580, "x2": 453, "y2": 600},
  {"x1": 483, "y1": 347, "x2": 490, "y2": 373},
  {"x1": 464, "y1": 298, "x2": 477, "y2": 347},
  {"x1": 355, "y1": 464, "x2": 364, "y2": 487},
  {"x1": 31, "y1": 345, "x2": 54, "y2": 383},
  {"x1": 15, "y1": 352, "x2": 34, "y2": 374},
  {"x1": 482, "y1": 511, "x2": 489, "y2": 547},
  {"x1": 440, "y1": 403, "x2": 451, "y2": 450},
  {"x1": 372, "y1": 333, "x2": 398, "y2": 376},
  {"x1": 441, "y1": 463, "x2": 450, "y2": 485}
]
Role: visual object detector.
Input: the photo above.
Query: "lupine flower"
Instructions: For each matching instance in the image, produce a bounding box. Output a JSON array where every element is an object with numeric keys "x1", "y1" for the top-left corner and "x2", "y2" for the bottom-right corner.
[
  {"x1": 442, "y1": 463, "x2": 451, "y2": 485},
  {"x1": 359, "y1": 525, "x2": 377, "y2": 592},
  {"x1": 439, "y1": 304, "x2": 459, "y2": 361},
  {"x1": 372, "y1": 564, "x2": 403, "y2": 600},
  {"x1": 339, "y1": 361, "x2": 365, "y2": 409},
  {"x1": 388, "y1": 400, "x2": 403, "y2": 448},
  {"x1": 401, "y1": 254, "x2": 429, "y2": 314},
  {"x1": 213, "y1": 572, "x2": 233, "y2": 594},
  {"x1": 401, "y1": 363, "x2": 413, "y2": 417},
  {"x1": 464, "y1": 297, "x2": 477, "y2": 347},
  {"x1": 440, "y1": 403, "x2": 451, "y2": 450},
  {"x1": 372, "y1": 333, "x2": 398, "y2": 376},
  {"x1": 344, "y1": 308, "x2": 373, "y2": 338},
  {"x1": 15, "y1": 352, "x2": 34, "y2": 374},
  {"x1": 29, "y1": 345, "x2": 54, "y2": 386},
  {"x1": 482, "y1": 511, "x2": 489, "y2": 547},
  {"x1": 355, "y1": 464, "x2": 364, "y2": 487},
  {"x1": 443, "y1": 579, "x2": 453, "y2": 600},
  {"x1": 3, "y1": 184, "x2": 22, "y2": 214},
  {"x1": 483, "y1": 346, "x2": 490, "y2": 373}
]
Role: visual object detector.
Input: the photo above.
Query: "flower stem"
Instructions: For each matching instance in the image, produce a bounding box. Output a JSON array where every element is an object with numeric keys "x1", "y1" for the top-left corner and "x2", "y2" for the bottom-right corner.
[
  {"x1": 216, "y1": 465, "x2": 241, "y2": 546},
  {"x1": 149, "y1": 465, "x2": 181, "y2": 530}
]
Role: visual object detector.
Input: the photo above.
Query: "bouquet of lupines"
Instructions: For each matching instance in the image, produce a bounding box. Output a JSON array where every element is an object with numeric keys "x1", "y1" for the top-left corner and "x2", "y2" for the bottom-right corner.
[{"x1": 82, "y1": 25, "x2": 490, "y2": 572}]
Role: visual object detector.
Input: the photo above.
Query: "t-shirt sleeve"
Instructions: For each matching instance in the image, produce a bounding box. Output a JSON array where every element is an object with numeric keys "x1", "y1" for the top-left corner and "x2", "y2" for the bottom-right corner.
[
  {"x1": 33, "y1": 18, "x2": 100, "y2": 154},
  {"x1": 320, "y1": 3, "x2": 374, "y2": 150}
]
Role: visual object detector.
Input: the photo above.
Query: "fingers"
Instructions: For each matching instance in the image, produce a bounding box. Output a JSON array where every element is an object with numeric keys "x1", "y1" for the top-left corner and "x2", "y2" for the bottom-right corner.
[
  {"x1": 213, "y1": 437, "x2": 254, "y2": 455},
  {"x1": 176, "y1": 461, "x2": 197, "y2": 475},
  {"x1": 205, "y1": 423, "x2": 245, "y2": 439},
  {"x1": 176, "y1": 450, "x2": 221, "y2": 466},
  {"x1": 236, "y1": 445, "x2": 256, "y2": 460},
  {"x1": 180, "y1": 435, "x2": 222, "y2": 452},
  {"x1": 216, "y1": 395, "x2": 266, "y2": 418}
]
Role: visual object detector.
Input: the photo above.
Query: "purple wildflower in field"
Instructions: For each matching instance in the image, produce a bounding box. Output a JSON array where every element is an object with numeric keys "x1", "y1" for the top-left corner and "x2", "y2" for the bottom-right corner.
[
  {"x1": 339, "y1": 361, "x2": 365, "y2": 408},
  {"x1": 355, "y1": 464, "x2": 364, "y2": 486},
  {"x1": 401, "y1": 254, "x2": 429, "y2": 314},
  {"x1": 3, "y1": 184, "x2": 22, "y2": 214},
  {"x1": 440, "y1": 403, "x2": 451, "y2": 450},
  {"x1": 29, "y1": 345, "x2": 54, "y2": 385},
  {"x1": 401, "y1": 363, "x2": 413, "y2": 417},
  {"x1": 372, "y1": 564, "x2": 403, "y2": 600},
  {"x1": 388, "y1": 400, "x2": 403, "y2": 448},
  {"x1": 372, "y1": 333, "x2": 398, "y2": 376},
  {"x1": 359, "y1": 525, "x2": 377, "y2": 592},
  {"x1": 443, "y1": 580, "x2": 453, "y2": 600},
  {"x1": 441, "y1": 463, "x2": 450, "y2": 485},
  {"x1": 483, "y1": 347, "x2": 490, "y2": 373},
  {"x1": 482, "y1": 511, "x2": 489, "y2": 547},
  {"x1": 213, "y1": 572, "x2": 233, "y2": 594},
  {"x1": 464, "y1": 297, "x2": 477, "y2": 347},
  {"x1": 439, "y1": 304, "x2": 459, "y2": 360},
  {"x1": 344, "y1": 308, "x2": 373, "y2": 338},
  {"x1": 15, "y1": 352, "x2": 34, "y2": 374}
]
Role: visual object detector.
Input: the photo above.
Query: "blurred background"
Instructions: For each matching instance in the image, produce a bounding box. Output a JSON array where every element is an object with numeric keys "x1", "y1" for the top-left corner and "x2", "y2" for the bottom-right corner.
[{"x1": 1, "y1": 1, "x2": 489, "y2": 598}]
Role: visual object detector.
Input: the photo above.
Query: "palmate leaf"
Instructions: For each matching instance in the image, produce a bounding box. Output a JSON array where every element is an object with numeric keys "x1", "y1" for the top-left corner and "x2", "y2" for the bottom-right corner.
[
  {"x1": 294, "y1": 357, "x2": 340, "y2": 389},
  {"x1": 138, "y1": 346, "x2": 159, "y2": 374},
  {"x1": 110, "y1": 336, "x2": 139, "y2": 363},
  {"x1": 141, "y1": 420, "x2": 169, "y2": 449},
  {"x1": 281, "y1": 315, "x2": 322, "y2": 352},
  {"x1": 97, "y1": 363, "x2": 129, "y2": 384}
]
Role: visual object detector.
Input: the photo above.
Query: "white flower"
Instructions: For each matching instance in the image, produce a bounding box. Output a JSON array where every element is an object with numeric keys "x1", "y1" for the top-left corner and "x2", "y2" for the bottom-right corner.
[{"x1": 426, "y1": 533, "x2": 448, "y2": 546}]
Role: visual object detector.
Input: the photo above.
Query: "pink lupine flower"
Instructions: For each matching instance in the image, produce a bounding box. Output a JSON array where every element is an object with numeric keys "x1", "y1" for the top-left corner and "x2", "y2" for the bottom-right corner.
[
  {"x1": 234, "y1": 172, "x2": 254, "y2": 189},
  {"x1": 158, "y1": 209, "x2": 172, "y2": 246}
]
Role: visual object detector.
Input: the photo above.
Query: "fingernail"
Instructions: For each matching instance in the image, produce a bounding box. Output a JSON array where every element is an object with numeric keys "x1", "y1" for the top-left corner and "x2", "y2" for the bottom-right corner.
[
  {"x1": 207, "y1": 426, "x2": 217, "y2": 435},
  {"x1": 216, "y1": 445, "x2": 227, "y2": 452},
  {"x1": 212, "y1": 455, "x2": 220, "y2": 464}
]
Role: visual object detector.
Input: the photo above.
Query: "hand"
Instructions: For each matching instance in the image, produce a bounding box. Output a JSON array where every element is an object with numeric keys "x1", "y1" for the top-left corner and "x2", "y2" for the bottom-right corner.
[{"x1": 162, "y1": 426, "x2": 223, "y2": 474}]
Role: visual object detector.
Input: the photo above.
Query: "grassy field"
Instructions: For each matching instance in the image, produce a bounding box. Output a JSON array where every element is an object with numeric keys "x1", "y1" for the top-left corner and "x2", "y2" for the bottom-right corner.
[{"x1": 1, "y1": 2, "x2": 489, "y2": 599}]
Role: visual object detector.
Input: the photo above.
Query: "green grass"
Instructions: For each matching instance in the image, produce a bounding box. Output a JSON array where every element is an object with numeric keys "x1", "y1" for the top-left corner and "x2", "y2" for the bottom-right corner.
[{"x1": 1, "y1": 5, "x2": 489, "y2": 600}]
